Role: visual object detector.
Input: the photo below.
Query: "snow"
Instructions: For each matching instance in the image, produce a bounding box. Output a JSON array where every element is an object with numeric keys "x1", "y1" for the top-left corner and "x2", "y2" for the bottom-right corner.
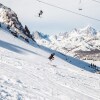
[
  {"x1": 32, "y1": 31, "x2": 49, "y2": 40},
  {"x1": 0, "y1": 3, "x2": 33, "y2": 42},
  {"x1": 35, "y1": 26, "x2": 100, "y2": 60},
  {"x1": 0, "y1": 27, "x2": 100, "y2": 100}
]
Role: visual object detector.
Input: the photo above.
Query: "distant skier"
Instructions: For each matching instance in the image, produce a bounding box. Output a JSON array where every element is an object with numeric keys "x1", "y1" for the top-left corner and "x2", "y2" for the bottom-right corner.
[
  {"x1": 38, "y1": 10, "x2": 43, "y2": 17},
  {"x1": 48, "y1": 53, "x2": 55, "y2": 61}
]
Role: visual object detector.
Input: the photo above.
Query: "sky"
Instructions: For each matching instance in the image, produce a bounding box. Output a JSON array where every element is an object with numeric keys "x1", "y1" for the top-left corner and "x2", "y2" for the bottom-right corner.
[{"x1": 0, "y1": 0, "x2": 100, "y2": 34}]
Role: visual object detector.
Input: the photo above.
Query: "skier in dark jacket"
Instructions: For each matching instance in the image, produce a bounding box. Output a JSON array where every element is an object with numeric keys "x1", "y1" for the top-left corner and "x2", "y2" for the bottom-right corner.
[{"x1": 48, "y1": 53, "x2": 55, "y2": 61}]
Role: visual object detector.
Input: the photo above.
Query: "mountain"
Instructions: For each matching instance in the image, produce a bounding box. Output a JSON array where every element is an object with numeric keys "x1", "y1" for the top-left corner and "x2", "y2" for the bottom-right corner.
[
  {"x1": 0, "y1": 3, "x2": 35, "y2": 43},
  {"x1": 32, "y1": 31, "x2": 49, "y2": 40},
  {"x1": 35, "y1": 26, "x2": 100, "y2": 61},
  {"x1": 78, "y1": 25, "x2": 97, "y2": 36},
  {"x1": 0, "y1": 25, "x2": 100, "y2": 100}
]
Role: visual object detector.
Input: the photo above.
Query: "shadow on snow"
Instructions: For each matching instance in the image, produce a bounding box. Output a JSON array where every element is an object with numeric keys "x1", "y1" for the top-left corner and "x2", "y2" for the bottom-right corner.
[
  {"x1": 0, "y1": 40, "x2": 39, "y2": 55},
  {"x1": 0, "y1": 38, "x2": 99, "y2": 73},
  {"x1": 39, "y1": 44, "x2": 100, "y2": 73}
]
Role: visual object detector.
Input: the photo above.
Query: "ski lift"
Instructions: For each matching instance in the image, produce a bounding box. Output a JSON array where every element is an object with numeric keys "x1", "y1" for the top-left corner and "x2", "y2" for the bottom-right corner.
[
  {"x1": 78, "y1": 8, "x2": 82, "y2": 10},
  {"x1": 38, "y1": 10, "x2": 43, "y2": 17},
  {"x1": 78, "y1": 0, "x2": 83, "y2": 11}
]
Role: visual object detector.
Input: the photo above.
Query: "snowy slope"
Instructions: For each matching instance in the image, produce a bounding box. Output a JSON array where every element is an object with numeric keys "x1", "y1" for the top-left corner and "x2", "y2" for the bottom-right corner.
[
  {"x1": 35, "y1": 26, "x2": 100, "y2": 60},
  {"x1": 0, "y1": 28, "x2": 100, "y2": 100}
]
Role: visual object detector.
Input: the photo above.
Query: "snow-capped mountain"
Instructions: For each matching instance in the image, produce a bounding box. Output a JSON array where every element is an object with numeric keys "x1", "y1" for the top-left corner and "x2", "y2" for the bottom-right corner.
[
  {"x1": 0, "y1": 3, "x2": 24, "y2": 34},
  {"x1": 78, "y1": 25, "x2": 97, "y2": 36},
  {"x1": 0, "y1": 3, "x2": 35, "y2": 43},
  {"x1": 35, "y1": 26, "x2": 100, "y2": 61},
  {"x1": 32, "y1": 31, "x2": 49, "y2": 40}
]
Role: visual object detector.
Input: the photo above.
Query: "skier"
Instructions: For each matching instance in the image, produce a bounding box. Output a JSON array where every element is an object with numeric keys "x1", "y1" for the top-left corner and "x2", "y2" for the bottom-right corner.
[
  {"x1": 48, "y1": 53, "x2": 55, "y2": 61},
  {"x1": 38, "y1": 10, "x2": 43, "y2": 17}
]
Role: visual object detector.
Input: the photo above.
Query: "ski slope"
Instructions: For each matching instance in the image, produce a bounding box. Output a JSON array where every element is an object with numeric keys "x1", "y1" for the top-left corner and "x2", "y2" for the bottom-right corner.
[{"x1": 0, "y1": 29, "x2": 100, "y2": 100}]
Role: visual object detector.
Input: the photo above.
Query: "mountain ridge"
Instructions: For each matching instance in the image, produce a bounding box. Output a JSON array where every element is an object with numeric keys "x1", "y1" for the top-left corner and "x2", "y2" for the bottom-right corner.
[
  {"x1": 34, "y1": 26, "x2": 100, "y2": 61},
  {"x1": 0, "y1": 3, "x2": 35, "y2": 43}
]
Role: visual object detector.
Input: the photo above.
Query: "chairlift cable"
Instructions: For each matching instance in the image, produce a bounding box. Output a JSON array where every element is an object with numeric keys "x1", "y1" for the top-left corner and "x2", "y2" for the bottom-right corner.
[
  {"x1": 36, "y1": 0, "x2": 100, "y2": 22},
  {"x1": 91, "y1": 0, "x2": 100, "y2": 4}
]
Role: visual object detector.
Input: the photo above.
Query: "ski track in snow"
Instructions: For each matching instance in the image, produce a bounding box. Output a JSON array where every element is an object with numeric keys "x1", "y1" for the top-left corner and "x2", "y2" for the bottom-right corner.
[{"x1": 0, "y1": 30, "x2": 100, "y2": 100}]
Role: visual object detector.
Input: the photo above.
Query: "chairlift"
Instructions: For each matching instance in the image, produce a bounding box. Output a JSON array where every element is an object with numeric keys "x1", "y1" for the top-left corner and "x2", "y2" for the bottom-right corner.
[
  {"x1": 78, "y1": 8, "x2": 82, "y2": 11},
  {"x1": 38, "y1": 10, "x2": 43, "y2": 17}
]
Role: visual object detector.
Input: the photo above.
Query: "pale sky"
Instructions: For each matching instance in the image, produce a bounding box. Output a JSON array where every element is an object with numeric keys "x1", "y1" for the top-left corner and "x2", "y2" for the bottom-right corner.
[{"x1": 1, "y1": 0, "x2": 100, "y2": 34}]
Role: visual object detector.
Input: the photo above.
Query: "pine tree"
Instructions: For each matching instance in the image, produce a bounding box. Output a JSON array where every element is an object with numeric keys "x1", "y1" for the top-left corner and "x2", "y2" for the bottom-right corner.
[{"x1": 25, "y1": 25, "x2": 30, "y2": 36}]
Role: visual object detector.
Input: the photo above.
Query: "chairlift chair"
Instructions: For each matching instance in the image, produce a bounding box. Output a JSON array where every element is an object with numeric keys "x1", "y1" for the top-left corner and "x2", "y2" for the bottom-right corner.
[
  {"x1": 78, "y1": 0, "x2": 83, "y2": 11},
  {"x1": 78, "y1": 8, "x2": 82, "y2": 10},
  {"x1": 38, "y1": 10, "x2": 43, "y2": 17}
]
